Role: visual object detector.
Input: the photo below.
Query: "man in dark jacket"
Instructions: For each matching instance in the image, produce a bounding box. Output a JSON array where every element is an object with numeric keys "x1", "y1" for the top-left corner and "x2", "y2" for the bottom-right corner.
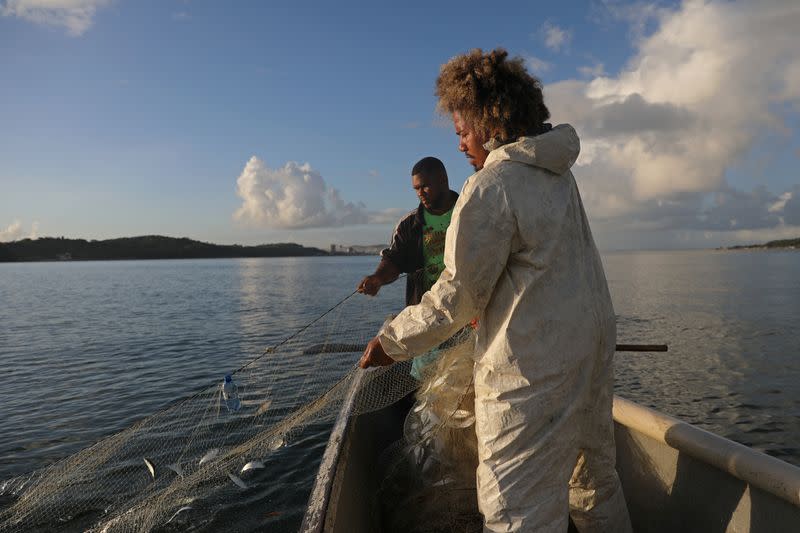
[
  {"x1": 357, "y1": 156, "x2": 458, "y2": 305},
  {"x1": 357, "y1": 157, "x2": 459, "y2": 379}
]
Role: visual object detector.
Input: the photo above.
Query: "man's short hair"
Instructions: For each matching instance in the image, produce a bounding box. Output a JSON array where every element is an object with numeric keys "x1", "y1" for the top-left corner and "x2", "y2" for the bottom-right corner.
[
  {"x1": 412, "y1": 156, "x2": 448, "y2": 183},
  {"x1": 435, "y1": 48, "x2": 550, "y2": 141}
]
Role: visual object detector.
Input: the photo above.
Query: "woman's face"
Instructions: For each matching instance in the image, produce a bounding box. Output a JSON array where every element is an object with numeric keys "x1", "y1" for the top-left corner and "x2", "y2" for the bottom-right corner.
[{"x1": 453, "y1": 111, "x2": 489, "y2": 171}]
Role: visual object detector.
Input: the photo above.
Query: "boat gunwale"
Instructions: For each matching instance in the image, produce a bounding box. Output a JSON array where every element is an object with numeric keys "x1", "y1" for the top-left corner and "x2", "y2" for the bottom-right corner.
[
  {"x1": 613, "y1": 395, "x2": 800, "y2": 507},
  {"x1": 300, "y1": 370, "x2": 365, "y2": 533}
]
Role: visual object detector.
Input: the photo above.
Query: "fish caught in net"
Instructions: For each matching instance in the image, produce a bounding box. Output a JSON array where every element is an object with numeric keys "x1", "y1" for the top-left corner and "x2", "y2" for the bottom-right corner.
[{"x1": 0, "y1": 289, "x2": 482, "y2": 532}]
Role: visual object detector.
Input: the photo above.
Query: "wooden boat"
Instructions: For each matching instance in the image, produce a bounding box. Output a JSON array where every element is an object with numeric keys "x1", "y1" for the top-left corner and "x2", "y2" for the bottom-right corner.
[{"x1": 301, "y1": 370, "x2": 800, "y2": 532}]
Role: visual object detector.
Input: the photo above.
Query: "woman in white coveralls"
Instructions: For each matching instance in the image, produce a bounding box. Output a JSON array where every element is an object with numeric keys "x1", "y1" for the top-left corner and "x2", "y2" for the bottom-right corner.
[{"x1": 360, "y1": 48, "x2": 633, "y2": 533}]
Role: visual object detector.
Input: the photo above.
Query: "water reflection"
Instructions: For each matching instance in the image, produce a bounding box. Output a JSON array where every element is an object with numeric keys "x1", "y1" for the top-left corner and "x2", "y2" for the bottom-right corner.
[
  {"x1": 604, "y1": 250, "x2": 800, "y2": 464},
  {"x1": 0, "y1": 250, "x2": 797, "y2": 530},
  {"x1": 236, "y1": 257, "x2": 284, "y2": 352}
]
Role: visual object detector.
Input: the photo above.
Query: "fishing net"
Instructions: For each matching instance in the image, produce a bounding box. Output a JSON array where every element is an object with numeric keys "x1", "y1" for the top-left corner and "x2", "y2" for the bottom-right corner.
[
  {"x1": 0, "y1": 288, "x2": 481, "y2": 532},
  {"x1": 377, "y1": 329, "x2": 482, "y2": 533}
]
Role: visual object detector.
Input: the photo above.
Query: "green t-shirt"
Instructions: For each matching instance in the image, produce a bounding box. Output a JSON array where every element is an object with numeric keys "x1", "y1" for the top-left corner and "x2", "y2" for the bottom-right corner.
[
  {"x1": 411, "y1": 207, "x2": 453, "y2": 381},
  {"x1": 422, "y1": 207, "x2": 453, "y2": 291}
]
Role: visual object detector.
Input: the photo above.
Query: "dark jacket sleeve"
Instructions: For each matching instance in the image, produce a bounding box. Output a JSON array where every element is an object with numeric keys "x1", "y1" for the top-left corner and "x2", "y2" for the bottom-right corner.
[{"x1": 380, "y1": 211, "x2": 416, "y2": 273}]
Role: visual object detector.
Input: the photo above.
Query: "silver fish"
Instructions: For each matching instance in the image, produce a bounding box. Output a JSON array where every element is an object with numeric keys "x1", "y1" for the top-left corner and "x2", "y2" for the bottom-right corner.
[
  {"x1": 167, "y1": 462, "x2": 184, "y2": 478},
  {"x1": 413, "y1": 400, "x2": 431, "y2": 413},
  {"x1": 165, "y1": 506, "x2": 193, "y2": 524},
  {"x1": 431, "y1": 374, "x2": 448, "y2": 389},
  {"x1": 228, "y1": 473, "x2": 248, "y2": 489},
  {"x1": 198, "y1": 448, "x2": 219, "y2": 466},
  {"x1": 241, "y1": 460, "x2": 265, "y2": 473},
  {"x1": 446, "y1": 409, "x2": 476, "y2": 428},
  {"x1": 267, "y1": 436, "x2": 284, "y2": 451},
  {"x1": 143, "y1": 458, "x2": 156, "y2": 479}
]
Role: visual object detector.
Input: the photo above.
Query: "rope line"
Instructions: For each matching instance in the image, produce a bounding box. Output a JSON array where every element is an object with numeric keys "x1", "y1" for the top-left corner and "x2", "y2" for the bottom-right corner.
[{"x1": 141, "y1": 287, "x2": 365, "y2": 419}]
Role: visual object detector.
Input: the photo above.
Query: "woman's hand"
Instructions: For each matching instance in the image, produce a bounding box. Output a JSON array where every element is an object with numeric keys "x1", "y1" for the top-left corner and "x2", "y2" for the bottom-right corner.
[{"x1": 359, "y1": 336, "x2": 395, "y2": 368}]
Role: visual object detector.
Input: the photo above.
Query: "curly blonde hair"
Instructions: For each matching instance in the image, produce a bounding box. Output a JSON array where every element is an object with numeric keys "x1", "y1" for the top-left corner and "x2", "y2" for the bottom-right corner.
[{"x1": 435, "y1": 48, "x2": 550, "y2": 141}]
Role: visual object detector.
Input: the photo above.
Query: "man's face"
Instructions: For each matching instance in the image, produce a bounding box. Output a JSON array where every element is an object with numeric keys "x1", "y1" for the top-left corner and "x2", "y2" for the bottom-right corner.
[
  {"x1": 412, "y1": 173, "x2": 446, "y2": 211},
  {"x1": 453, "y1": 111, "x2": 489, "y2": 171}
]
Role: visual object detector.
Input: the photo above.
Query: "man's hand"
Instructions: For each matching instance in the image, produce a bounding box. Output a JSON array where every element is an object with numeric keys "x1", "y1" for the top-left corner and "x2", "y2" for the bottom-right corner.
[
  {"x1": 357, "y1": 275, "x2": 383, "y2": 296},
  {"x1": 359, "y1": 336, "x2": 395, "y2": 368}
]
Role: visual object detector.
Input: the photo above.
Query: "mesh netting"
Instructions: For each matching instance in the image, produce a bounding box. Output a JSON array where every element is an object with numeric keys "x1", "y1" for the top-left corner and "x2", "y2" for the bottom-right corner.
[
  {"x1": 0, "y1": 289, "x2": 481, "y2": 532},
  {"x1": 377, "y1": 328, "x2": 482, "y2": 533}
]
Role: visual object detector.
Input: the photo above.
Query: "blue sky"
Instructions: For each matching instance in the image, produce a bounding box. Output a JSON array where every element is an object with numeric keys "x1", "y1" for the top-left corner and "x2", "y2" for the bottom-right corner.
[{"x1": 1, "y1": 0, "x2": 799, "y2": 250}]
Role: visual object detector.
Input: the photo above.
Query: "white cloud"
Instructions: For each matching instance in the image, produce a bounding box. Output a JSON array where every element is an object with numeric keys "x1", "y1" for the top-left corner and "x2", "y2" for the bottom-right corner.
[
  {"x1": 545, "y1": 0, "x2": 800, "y2": 242},
  {"x1": 368, "y1": 207, "x2": 409, "y2": 225},
  {"x1": 232, "y1": 157, "x2": 414, "y2": 230},
  {"x1": 233, "y1": 156, "x2": 385, "y2": 230},
  {"x1": 768, "y1": 191, "x2": 792, "y2": 213},
  {"x1": 0, "y1": 220, "x2": 23, "y2": 242},
  {"x1": 600, "y1": 1, "x2": 672, "y2": 41},
  {"x1": 1, "y1": 0, "x2": 110, "y2": 36},
  {"x1": 0, "y1": 219, "x2": 39, "y2": 242},
  {"x1": 541, "y1": 22, "x2": 572, "y2": 52},
  {"x1": 578, "y1": 63, "x2": 606, "y2": 77},
  {"x1": 524, "y1": 54, "x2": 551, "y2": 74}
]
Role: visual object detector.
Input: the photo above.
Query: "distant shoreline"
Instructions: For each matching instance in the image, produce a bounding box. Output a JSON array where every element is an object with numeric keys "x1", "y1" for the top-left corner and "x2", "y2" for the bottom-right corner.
[
  {"x1": 718, "y1": 237, "x2": 800, "y2": 251},
  {"x1": 3, "y1": 234, "x2": 797, "y2": 263},
  {"x1": 0, "y1": 235, "x2": 380, "y2": 263},
  {"x1": 0, "y1": 255, "x2": 381, "y2": 264}
]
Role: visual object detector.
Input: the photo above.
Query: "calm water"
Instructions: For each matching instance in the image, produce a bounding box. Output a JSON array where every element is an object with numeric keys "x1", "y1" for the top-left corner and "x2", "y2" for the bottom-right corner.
[{"x1": 1, "y1": 251, "x2": 799, "y2": 528}]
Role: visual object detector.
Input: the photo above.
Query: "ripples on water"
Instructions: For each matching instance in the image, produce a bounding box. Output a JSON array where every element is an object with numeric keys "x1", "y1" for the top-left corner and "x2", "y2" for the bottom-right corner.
[
  {"x1": 0, "y1": 251, "x2": 798, "y2": 529},
  {"x1": 0, "y1": 257, "x2": 405, "y2": 530},
  {"x1": 605, "y1": 250, "x2": 800, "y2": 463}
]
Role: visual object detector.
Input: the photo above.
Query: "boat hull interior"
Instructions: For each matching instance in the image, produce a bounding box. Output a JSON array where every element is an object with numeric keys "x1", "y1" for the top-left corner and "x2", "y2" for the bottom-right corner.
[{"x1": 302, "y1": 384, "x2": 800, "y2": 533}]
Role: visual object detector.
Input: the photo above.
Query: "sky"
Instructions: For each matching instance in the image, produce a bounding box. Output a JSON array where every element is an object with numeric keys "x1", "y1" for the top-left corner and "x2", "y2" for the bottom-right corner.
[{"x1": 1, "y1": 0, "x2": 799, "y2": 251}]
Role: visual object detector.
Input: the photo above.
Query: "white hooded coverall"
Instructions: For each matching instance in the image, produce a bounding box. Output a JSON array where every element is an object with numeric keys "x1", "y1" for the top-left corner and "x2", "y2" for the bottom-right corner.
[{"x1": 378, "y1": 125, "x2": 633, "y2": 532}]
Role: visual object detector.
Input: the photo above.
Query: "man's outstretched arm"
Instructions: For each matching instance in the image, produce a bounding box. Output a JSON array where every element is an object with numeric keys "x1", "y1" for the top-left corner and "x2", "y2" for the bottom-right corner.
[{"x1": 357, "y1": 258, "x2": 401, "y2": 296}]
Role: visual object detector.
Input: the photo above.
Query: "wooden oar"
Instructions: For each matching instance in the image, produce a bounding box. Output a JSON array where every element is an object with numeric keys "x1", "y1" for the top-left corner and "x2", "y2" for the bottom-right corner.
[
  {"x1": 303, "y1": 343, "x2": 364, "y2": 354},
  {"x1": 304, "y1": 342, "x2": 669, "y2": 354},
  {"x1": 615, "y1": 344, "x2": 668, "y2": 352}
]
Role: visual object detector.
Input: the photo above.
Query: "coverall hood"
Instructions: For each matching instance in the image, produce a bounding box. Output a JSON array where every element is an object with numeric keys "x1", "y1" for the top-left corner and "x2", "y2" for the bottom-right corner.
[{"x1": 484, "y1": 124, "x2": 580, "y2": 176}]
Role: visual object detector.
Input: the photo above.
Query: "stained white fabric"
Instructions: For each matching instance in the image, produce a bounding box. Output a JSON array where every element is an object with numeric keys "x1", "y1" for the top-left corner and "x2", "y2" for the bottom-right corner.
[{"x1": 378, "y1": 124, "x2": 633, "y2": 532}]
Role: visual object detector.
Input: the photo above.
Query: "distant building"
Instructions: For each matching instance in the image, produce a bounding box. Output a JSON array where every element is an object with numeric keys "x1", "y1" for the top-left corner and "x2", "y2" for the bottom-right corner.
[{"x1": 330, "y1": 244, "x2": 384, "y2": 256}]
